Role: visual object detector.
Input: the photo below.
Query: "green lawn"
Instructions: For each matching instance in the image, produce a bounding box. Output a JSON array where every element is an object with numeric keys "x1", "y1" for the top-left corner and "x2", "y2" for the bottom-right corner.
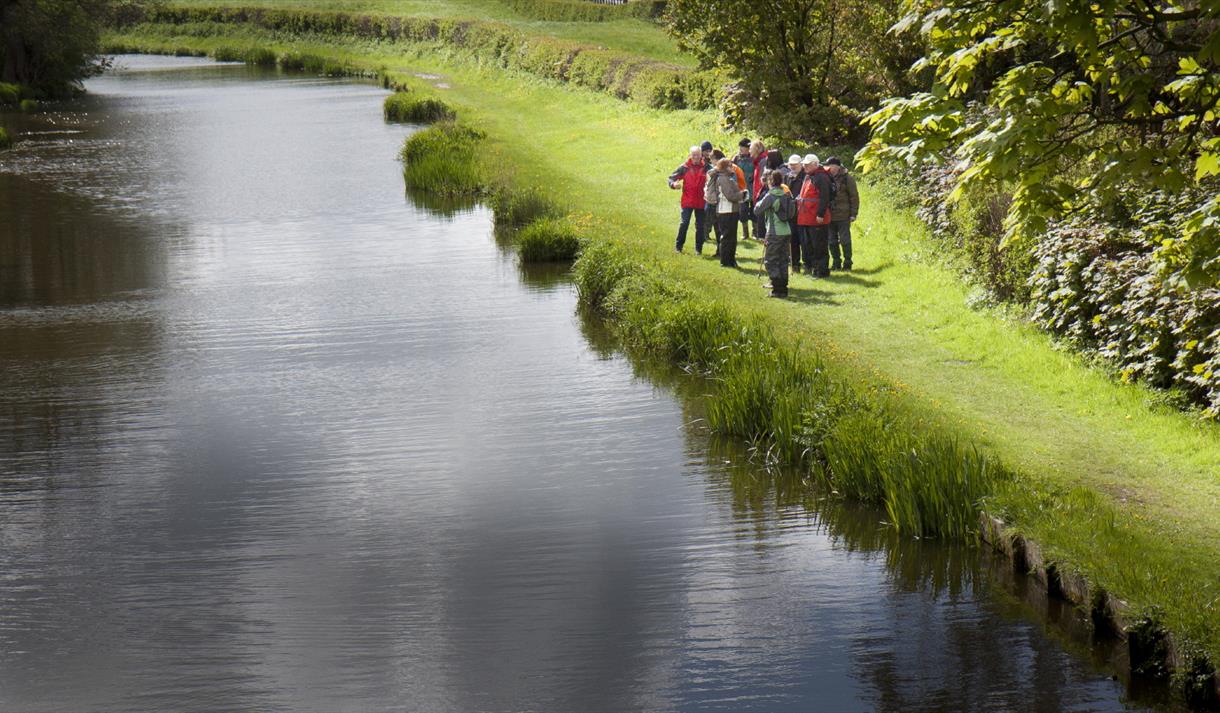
[{"x1": 105, "y1": 18, "x2": 1220, "y2": 663}]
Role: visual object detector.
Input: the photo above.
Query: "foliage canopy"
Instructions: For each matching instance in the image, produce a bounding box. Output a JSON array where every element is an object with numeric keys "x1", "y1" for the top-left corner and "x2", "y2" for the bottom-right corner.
[
  {"x1": 0, "y1": 0, "x2": 149, "y2": 95},
  {"x1": 663, "y1": 0, "x2": 919, "y2": 141},
  {"x1": 859, "y1": 0, "x2": 1220, "y2": 290}
]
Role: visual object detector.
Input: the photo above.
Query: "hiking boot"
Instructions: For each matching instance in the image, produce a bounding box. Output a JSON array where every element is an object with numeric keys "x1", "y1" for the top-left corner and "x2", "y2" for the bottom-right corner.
[
  {"x1": 831, "y1": 262, "x2": 842, "y2": 271},
  {"x1": 768, "y1": 291, "x2": 787, "y2": 298},
  {"x1": 844, "y1": 262, "x2": 853, "y2": 271}
]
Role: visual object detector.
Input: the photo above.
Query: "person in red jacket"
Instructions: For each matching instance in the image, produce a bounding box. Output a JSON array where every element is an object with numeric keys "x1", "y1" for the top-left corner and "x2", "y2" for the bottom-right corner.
[
  {"x1": 795, "y1": 153, "x2": 833, "y2": 277},
  {"x1": 668, "y1": 145, "x2": 711, "y2": 254}
]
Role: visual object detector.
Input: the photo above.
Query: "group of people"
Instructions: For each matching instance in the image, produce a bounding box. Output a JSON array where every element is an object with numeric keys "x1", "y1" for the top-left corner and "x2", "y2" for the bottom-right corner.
[{"x1": 667, "y1": 138, "x2": 859, "y2": 298}]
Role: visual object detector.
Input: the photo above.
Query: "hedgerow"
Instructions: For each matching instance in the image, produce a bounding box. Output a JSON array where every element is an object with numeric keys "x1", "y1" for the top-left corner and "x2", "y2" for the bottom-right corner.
[{"x1": 132, "y1": 6, "x2": 721, "y2": 111}]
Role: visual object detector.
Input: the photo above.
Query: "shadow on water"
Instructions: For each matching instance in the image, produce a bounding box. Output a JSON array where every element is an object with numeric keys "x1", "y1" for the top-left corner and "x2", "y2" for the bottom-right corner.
[
  {"x1": 575, "y1": 292, "x2": 1183, "y2": 712},
  {"x1": 0, "y1": 172, "x2": 169, "y2": 494}
]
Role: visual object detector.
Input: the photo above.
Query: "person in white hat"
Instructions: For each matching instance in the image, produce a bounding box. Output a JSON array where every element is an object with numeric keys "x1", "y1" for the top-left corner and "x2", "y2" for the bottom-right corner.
[
  {"x1": 795, "y1": 154, "x2": 833, "y2": 277},
  {"x1": 783, "y1": 154, "x2": 805, "y2": 272}
]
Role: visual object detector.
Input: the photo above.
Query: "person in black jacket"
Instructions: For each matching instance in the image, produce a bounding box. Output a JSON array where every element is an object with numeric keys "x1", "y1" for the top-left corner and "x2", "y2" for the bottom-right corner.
[{"x1": 783, "y1": 154, "x2": 806, "y2": 274}]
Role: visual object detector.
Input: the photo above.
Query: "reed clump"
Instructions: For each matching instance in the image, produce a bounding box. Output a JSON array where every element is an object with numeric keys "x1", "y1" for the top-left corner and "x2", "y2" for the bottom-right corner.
[
  {"x1": 278, "y1": 51, "x2": 327, "y2": 73},
  {"x1": 491, "y1": 187, "x2": 556, "y2": 230},
  {"x1": 516, "y1": 217, "x2": 582, "y2": 262},
  {"x1": 245, "y1": 47, "x2": 278, "y2": 67},
  {"x1": 573, "y1": 242, "x2": 1006, "y2": 540},
  {"x1": 400, "y1": 121, "x2": 488, "y2": 197},
  {"x1": 384, "y1": 93, "x2": 455, "y2": 123}
]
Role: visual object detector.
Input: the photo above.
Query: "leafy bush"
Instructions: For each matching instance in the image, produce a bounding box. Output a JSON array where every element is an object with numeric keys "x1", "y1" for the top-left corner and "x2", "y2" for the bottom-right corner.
[
  {"x1": 0, "y1": 83, "x2": 21, "y2": 106},
  {"x1": 18, "y1": 99, "x2": 38, "y2": 113},
  {"x1": 1030, "y1": 211, "x2": 1220, "y2": 418}
]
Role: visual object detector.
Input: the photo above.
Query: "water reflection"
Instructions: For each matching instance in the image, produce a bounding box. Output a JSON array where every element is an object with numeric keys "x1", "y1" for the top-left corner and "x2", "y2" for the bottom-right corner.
[{"x1": 0, "y1": 56, "x2": 1160, "y2": 712}]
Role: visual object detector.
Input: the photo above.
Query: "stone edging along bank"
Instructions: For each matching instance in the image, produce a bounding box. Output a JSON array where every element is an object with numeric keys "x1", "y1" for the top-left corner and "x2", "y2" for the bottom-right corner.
[{"x1": 98, "y1": 24, "x2": 1220, "y2": 705}]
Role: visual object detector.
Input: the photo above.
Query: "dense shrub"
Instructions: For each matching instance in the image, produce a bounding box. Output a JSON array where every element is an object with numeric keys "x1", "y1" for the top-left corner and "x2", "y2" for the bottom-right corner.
[
  {"x1": 1031, "y1": 212, "x2": 1220, "y2": 418},
  {"x1": 0, "y1": 83, "x2": 21, "y2": 105}
]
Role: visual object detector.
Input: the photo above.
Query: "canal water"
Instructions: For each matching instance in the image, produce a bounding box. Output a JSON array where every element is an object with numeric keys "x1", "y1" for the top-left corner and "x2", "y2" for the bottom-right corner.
[{"x1": 0, "y1": 56, "x2": 1153, "y2": 712}]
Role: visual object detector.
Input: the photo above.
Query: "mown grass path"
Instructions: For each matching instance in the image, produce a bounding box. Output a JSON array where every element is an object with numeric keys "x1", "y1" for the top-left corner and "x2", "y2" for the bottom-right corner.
[{"x1": 105, "y1": 18, "x2": 1220, "y2": 660}]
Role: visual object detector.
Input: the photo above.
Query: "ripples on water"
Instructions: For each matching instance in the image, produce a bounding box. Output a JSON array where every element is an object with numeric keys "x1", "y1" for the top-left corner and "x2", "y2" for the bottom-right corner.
[{"x1": 0, "y1": 56, "x2": 1151, "y2": 712}]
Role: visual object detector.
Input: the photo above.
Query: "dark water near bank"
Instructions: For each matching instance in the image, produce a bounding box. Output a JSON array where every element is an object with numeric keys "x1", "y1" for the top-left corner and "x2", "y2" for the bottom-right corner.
[{"x1": 0, "y1": 56, "x2": 1153, "y2": 712}]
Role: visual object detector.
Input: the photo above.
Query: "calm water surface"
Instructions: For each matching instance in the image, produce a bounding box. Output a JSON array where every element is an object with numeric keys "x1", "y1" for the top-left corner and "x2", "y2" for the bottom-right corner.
[{"x1": 0, "y1": 56, "x2": 1151, "y2": 712}]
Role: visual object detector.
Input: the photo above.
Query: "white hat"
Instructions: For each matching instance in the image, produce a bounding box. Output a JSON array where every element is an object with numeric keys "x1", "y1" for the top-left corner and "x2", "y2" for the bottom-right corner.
[
  {"x1": 802, "y1": 153, "x2": 820, "y2": 165},
  {"x1": 690, "y1": 145, "x2": 702, "y2": 153},
  {"x1": 787, "y1": 154, "x2": 802, "y2": 164}
]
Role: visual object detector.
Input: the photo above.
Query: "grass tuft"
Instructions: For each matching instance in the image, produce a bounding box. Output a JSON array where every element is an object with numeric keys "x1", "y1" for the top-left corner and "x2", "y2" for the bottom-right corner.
[
  {"x1": 400, "y1": 120, "x2": 488, "y2": 198},
  {"x1": 491, "y1": 187, "x2": 556, "y2": 230},
  {"x1": 516, "y1": 217, "x2": 582, "y2": 262},
  {"x1": 384, "y1": 93, "x2": 455, "y2": 123}
]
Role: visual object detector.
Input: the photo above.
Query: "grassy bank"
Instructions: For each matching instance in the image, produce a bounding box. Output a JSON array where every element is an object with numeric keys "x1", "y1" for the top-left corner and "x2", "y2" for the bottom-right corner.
[{"x1": 105, "y1": 16, "x2": 1220, "y2": 685}]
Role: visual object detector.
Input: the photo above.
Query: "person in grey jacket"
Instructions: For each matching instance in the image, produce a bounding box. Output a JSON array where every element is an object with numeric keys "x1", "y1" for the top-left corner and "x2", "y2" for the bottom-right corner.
[
  {"x1": 705, "y1": 157, "x2": 745, "y2": 268},
  {"x1": 824, "y1": 157, "x2": 860, "y2": 270}
]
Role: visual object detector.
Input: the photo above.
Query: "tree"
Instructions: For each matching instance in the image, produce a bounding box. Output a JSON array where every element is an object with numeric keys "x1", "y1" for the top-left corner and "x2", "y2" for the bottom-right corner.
[
  {"x1": 663, "y1": 0, "x2": 919, "y2": 142},
  {"x1": 859, "y1": 0, "x2": 1220, "y2": 289},
  {"x1": 1, "y1": 0, "x2": 149, "y2": 96}
]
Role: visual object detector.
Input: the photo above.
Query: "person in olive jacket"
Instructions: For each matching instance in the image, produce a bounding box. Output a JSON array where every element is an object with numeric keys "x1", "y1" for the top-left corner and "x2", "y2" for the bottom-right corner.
[{"x1": 824, "y1": 156, "x2": 860, "y2": 270}]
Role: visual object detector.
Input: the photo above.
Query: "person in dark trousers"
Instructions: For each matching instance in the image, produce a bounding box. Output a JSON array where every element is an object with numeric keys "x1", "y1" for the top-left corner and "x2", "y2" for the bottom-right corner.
[
  {"x1": 796, "y1": 153, "x2": 833, "y2": 277},
  {"x1": 668, "y1": 145, "x2": 710, "y2": 254},
  {"x1": 705, "y1": 157, "x2": 744, "y2": 268},
  {"x1": 755, "y1": 170, "x2": 795, "y2": 298},
  {"x1": 708, "y1": 147, "x2": 725, "y2": 250},
  {"x1": 733, "y1": 138, "x2": 755, "y2": 241},
  {"x1": 783, "y1": 154, "x2": 805, "y2": 274},
  {"x1": 756, "y1": 150, "x2": 783, "y2": 240},
  {"x1": 824, "y1": 156, "x2": 859, "y2": 270}
]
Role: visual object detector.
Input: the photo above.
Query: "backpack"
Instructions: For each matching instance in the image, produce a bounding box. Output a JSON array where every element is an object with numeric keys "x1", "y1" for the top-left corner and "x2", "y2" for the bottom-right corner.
[{"x1": 772, "y1": 191, "x2": 796, "y2": 222}]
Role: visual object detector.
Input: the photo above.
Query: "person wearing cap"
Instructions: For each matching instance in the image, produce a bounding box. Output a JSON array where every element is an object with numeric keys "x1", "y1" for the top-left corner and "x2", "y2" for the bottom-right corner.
[
  {"x1": 733, "y1": 138, "x2": 755, "y2": 241},
  {"x1": 784, "y1": 154, "x2": 805, "y2": 273},
  {"x1": 668, "y1": 145, "x2": 711, "y2": 254},
  {"x1": 795, "y1": 153, "x2": 833, "y2": 277},
  {"x1": 824, "y1": 156, "x2": 859, "y2": 271},
  {"x1": 705, "y1": 157, "x2": 745, "y2": 268}
]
